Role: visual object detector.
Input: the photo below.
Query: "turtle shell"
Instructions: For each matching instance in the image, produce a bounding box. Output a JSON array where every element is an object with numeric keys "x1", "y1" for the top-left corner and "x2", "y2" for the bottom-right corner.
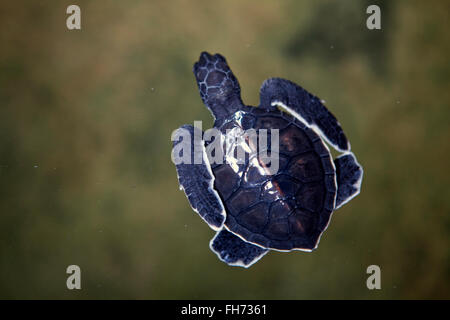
[{"x1": 211, "y1": 106, "x2": 337, "y2": 251}]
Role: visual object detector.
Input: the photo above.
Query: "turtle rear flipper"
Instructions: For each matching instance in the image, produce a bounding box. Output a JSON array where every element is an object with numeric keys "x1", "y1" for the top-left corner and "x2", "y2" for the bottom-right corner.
[
  {"x1": 334, "y1": 152, "x2": 363, "y2": 209},
  {"x1": 193, "y1": 52, "x2": 244, "y2": 120},
  {"x1": 210, "y1": 229, "x2": 268, "y2": 268},
  {"x1": 172, "y1": 124, "x2": 225, "y2": 230},
  {"x1": 259, "y1": 78, "x2": 350, "y2": 152}
]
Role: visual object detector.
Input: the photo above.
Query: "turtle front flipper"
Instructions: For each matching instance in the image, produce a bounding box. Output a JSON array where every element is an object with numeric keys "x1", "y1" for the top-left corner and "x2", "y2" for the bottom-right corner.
[
  {"x1": 334, "y1": 152, "x2": 363, "y2": 209},
  {"x1": 193, "y1": 52, "x2": 244, "y2": 121},
  {"x1": 210, "y1": 229, "x2": 268, "y2": 268},
  {"x1": 259, "y1": 78, "x2": 350, "y2": 152},
  {"x1": 172, "y1": 124, "x2": 225, "y2": 230}
]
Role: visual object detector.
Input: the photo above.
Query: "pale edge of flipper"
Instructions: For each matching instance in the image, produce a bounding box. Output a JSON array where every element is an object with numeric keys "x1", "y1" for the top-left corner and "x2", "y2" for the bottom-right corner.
[
  {"x1": 209, "y1": 228, "x2": 269, "y2": 268},
  {"x1": 260, "y1": 78, "x2": 350, "y2": 152},
  {"x1": 333, "y1": 152, "x2": 364, "y2": 209},
  {"x1": 173, "y1": 125, "x2": 226, "y2": 231},
  {"x1": 273, "y1": 101, "x2": 350, "y2": 153}
]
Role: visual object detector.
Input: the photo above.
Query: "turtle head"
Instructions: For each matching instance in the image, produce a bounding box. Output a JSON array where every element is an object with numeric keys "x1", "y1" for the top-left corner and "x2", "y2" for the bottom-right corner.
[{"x1": 193, "y1": 52, "x2": 244, "y2": 120}]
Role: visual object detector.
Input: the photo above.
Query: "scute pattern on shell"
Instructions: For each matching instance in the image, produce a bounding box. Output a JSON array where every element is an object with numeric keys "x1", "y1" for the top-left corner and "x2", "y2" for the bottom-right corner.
[{"x1": 212, "y1": 107, "x2": 336, "y2": 251}]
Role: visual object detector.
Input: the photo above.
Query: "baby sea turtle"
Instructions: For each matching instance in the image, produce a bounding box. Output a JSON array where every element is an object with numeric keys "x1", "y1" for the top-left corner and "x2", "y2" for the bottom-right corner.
[{"x1": 172, "y1": 52, "x2": 363, "y2": 267}]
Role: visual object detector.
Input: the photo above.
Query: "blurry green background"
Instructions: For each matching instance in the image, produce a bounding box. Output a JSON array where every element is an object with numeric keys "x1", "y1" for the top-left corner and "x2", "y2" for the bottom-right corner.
[{"x1": 0, "y1": 0, "x2": 449, "y2": 299}]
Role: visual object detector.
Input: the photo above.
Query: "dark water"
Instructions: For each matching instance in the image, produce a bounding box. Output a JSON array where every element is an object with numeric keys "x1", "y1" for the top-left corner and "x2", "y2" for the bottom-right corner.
[{"x1": 0, "y1": 1, "x2": 449, "y2": 299}]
